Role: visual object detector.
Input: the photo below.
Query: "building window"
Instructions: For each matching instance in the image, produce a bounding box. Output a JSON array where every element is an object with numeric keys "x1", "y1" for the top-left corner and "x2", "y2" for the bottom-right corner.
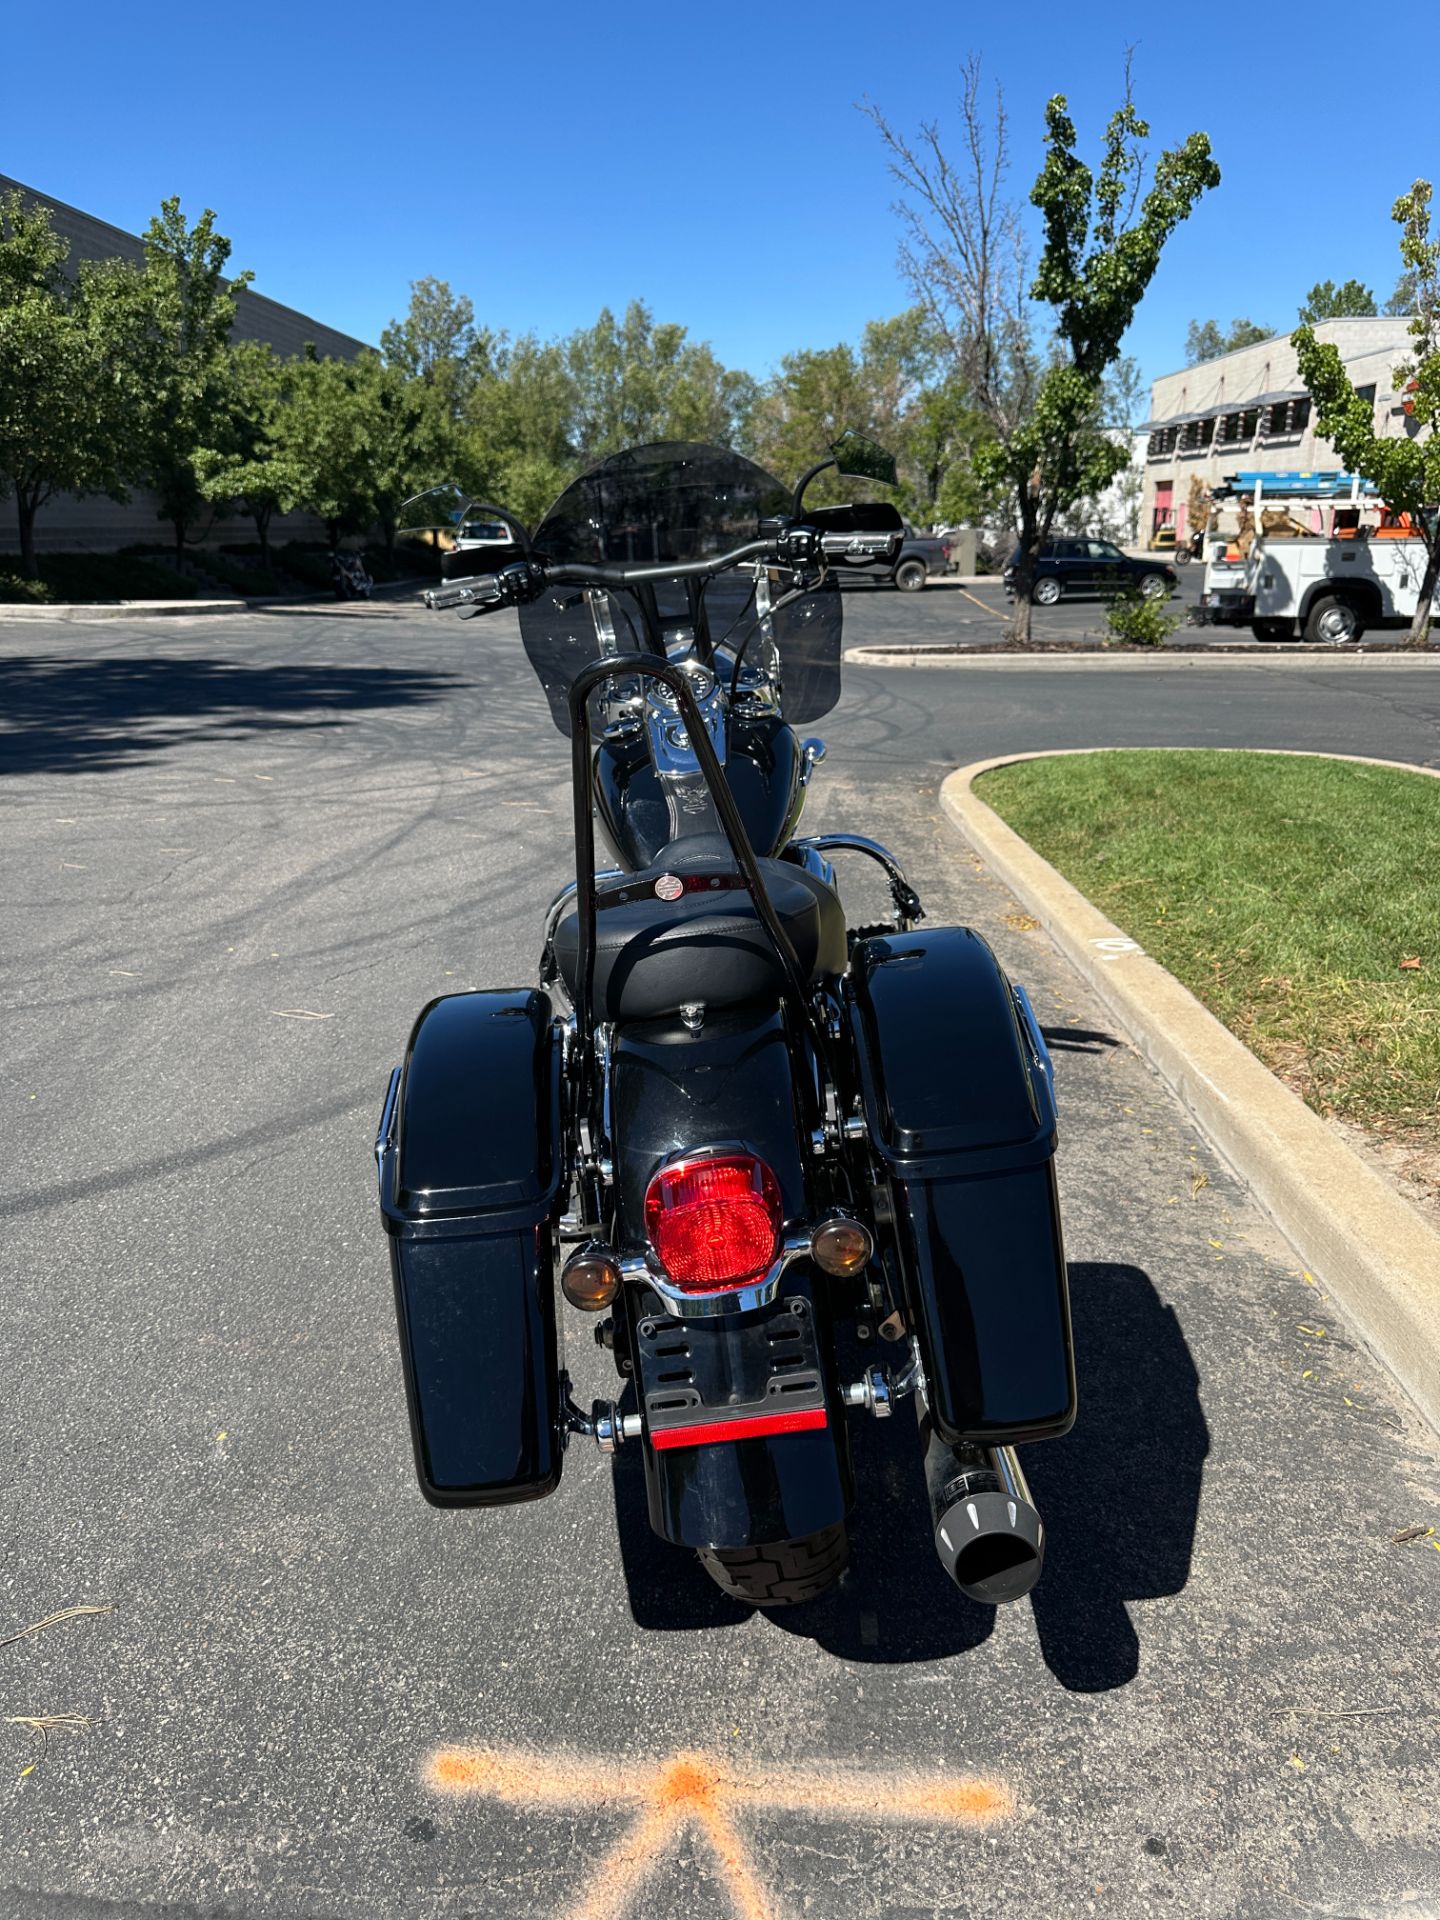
[
  {"x1": 1355, "y1": 383, "x2": 1376, "y2": 408},
  {"x1": 1266, "y1": 399, "x2": 1306, "y2": 436},
  {"x1": 1147, "y1": 427, "x2": 1178, "y2": 458}
]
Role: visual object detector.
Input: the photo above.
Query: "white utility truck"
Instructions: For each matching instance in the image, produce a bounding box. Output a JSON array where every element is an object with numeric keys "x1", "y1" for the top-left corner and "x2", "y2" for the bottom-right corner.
[{"x1": 1196, "y1": 472, "x2": 1438, "y2": 642}]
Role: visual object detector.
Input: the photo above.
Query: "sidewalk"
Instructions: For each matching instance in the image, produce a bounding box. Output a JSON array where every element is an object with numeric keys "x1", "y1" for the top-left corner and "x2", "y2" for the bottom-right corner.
[{"x1": 0, "y1": 578, "x2": 429, "y2": 620}]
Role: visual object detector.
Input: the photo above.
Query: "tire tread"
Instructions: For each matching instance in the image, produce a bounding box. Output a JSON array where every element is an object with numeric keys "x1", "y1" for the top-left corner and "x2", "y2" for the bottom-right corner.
[{"x1": 697, "y1": 1524, "x2": 849, "y2": 1607}]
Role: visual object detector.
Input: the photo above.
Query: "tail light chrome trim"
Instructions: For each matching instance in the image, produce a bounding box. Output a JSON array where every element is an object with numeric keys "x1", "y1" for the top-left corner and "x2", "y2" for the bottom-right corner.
[{"x1": 620, "y1": 1232, "x2": 811, "y2": 1320}]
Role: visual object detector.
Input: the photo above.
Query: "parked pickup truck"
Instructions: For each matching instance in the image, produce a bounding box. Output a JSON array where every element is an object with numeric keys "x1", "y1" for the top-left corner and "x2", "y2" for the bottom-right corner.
[
  {"x1": 818, "y1": 508, "x2": 951, "y2": 591},
  {"x1": 1197, "y1": 520, "x2": 1439, "y2": 642}
]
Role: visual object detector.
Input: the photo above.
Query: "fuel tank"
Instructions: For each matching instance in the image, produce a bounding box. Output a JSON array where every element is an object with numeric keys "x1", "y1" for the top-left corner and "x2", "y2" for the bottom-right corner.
[{"x1": 594, "y1": 712, "x2": 804, "y2": 870}]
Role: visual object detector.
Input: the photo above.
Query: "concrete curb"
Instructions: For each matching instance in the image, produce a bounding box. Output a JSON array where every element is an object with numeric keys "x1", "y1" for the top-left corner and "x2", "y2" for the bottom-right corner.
[
  {"x1": 941, "y1": 747, "x2": 1440, "y2": 1435},
  {"x1": 0, "y1": 578, "x2": 429, "y2": 623},
  {"x1": 852, "y1": 647, "x2": 1440, "y2": 671},
  {"x1": 0, "y1": 597, "x2": 241, "y2": 621}
]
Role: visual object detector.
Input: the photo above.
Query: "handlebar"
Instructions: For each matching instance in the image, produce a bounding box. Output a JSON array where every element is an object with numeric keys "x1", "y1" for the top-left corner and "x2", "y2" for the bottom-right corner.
[
  {"x1": 426, "y1": 528, "x2": 824, "y2": 618},
  {"x1": 426, "y1": 576, "x2": 505, "y2": 613},
  {"x1": 545, "y1": 536, "x2": 777, "y2": 588}
]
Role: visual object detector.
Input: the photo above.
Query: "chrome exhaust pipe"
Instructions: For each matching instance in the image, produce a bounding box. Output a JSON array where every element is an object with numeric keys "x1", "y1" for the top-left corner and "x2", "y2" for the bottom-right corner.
[{"x1": 923, "y1": 1423, "x2": 1044, "y2": 1605}]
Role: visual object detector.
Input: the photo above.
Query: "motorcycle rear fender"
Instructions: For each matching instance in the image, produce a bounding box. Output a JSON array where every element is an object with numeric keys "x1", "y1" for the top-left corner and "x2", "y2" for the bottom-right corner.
[
  {"x1": 848, "y1": 927, "x2": 1076, "y2": 1446},
  {"x1": 609, "y1": 1006, "x2": 852, "y2": 1548},
  {"x1": 377, "y1": 988, "x2": 566, "y2": 1507}
]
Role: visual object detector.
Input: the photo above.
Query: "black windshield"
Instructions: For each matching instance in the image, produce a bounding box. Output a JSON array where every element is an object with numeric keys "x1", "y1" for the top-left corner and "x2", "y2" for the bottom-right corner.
[{"x1": 517, "y1": 442, "x2": 843, "y2": 736}]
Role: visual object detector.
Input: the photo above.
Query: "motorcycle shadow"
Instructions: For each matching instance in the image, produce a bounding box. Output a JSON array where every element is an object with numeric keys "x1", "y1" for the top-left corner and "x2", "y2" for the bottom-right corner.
[
  {"x1": 1024, "y1": 1260, "x2": 1209, "y2": 1692},
  {"x1": 614, "y1": 1262, "x2": 1208, "y2": 1691}
]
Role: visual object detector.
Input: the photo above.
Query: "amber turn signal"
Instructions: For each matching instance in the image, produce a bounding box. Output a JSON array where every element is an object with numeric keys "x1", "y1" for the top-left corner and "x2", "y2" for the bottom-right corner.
[
  {"x1": 810, "y1": 1216, "x2": 874, "y2": 1277},
  {"x1": 561, "y1": 1247, "x2": 621, "y2": 1312}
]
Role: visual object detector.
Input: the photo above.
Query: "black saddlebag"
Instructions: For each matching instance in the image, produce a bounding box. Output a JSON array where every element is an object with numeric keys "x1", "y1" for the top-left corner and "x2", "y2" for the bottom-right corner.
[
  {"x1": 377, "y1": 988, "x2": 565, "y2": 1506},
  {"x1": 848, "y1": 928, "x2": 1075, "y2": 1446}
]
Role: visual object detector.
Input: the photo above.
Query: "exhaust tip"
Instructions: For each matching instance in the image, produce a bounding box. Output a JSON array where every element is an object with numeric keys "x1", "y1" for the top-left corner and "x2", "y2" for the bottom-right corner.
[{"x1": 936, "y1": 1489, "x2": 1044, "y2": 1604}]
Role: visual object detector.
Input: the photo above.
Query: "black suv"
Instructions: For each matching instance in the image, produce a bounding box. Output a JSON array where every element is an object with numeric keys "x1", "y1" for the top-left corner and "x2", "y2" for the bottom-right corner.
[{"x1": 1003, "y1": 538, "x2": 1176, "y2": 605}]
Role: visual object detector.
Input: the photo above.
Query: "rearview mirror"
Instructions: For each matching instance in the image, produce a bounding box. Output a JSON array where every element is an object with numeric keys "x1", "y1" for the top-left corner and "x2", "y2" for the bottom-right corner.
[
  {"x1": 829, "y1": 432, "x2": 898, "y2": 488},
  {"x1": 397, "y1": 483, "x2": 469, "y2": 533},
  {"x1": 397, "y1": 485, "x2": 532, "y2": 554}
]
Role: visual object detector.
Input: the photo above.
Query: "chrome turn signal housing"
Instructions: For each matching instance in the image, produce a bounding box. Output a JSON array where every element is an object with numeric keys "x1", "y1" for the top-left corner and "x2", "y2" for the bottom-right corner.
[
  {"x1": 561, "y1": 1245, "x2": 621, "y2": 1311},
  {"x1": 810, "y1": 1215, "x2": 874, "y2": 1277}
]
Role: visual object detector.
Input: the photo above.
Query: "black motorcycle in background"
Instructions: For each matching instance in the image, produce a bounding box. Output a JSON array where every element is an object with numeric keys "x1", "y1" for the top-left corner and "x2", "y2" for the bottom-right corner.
[
  {"x1": 376, "y1": 437, "x2": 1074, "y2": 1607},
  {"x1": 332, "y1": 551, "x2": 373, "y2": 600}
]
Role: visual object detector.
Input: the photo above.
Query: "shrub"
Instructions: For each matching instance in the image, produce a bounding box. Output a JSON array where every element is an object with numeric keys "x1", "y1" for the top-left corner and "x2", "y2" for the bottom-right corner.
[
  {"x1": 0, "y1": 551, "x2": 194, "y2": 602},
  {"x1": 278, "y1": 543, "x2": 335, "y2": 589},
  {"x1": 1105, "y1": 588, "x2": 1184, "y2": 647},
  {"x1": 0, "y1": 569, "x2": 52, "y2": 603},
  {"x1": 197, "y1": 552, "x2": 283, "y2": 596}
]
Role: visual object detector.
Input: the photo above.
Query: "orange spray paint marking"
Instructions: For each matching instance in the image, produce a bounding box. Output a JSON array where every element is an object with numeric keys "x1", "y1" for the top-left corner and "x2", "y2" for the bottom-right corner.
[{"x1": 426, "y1": 1742, "x2": 1013, "y2": 1920}]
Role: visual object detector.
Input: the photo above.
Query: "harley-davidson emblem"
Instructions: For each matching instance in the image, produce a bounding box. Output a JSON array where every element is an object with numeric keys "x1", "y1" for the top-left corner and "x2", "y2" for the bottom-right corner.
[{"x1": 654, "y1": 873, "x2": 684, "y2": 902}]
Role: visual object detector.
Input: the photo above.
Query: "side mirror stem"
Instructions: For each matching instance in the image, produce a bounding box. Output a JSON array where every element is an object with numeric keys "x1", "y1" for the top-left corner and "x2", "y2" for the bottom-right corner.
[{"x1": 792, "y1": 458, "x2": 837, "y2": 517}]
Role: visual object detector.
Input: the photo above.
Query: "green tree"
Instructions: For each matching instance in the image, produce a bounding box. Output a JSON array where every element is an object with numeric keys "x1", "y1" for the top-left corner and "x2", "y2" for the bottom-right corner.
[
  {"x1": 1385, "y1": 269, "x2": 1420, "y2": 316},
  {"x1": 747, "y1": 341, "x2": 878, "y2": 496},
  {"x1": 901, "y1": 379, "x2": 1001, "y2": 526},
  {"x1": 463, "y1": 332, "x2": 578, "y2": 526},
  {"x1": 271, "y1": 349, "x2": 443, "y2": 558},
  {"x1": 0, "y1": 192, "x2": 137, "y2": 577},
  {"x1": 1185, "y1": 315, "x2": 1271, "y2": 362},
  {"x1": 276, "y1": 352, "x2": 378, "y2": 551},
  {"x1": 1298, "y1": 278, "x2": 1378, "y2": 322},
  {"x1": 871, "y1": 60, "x2": 1220, "y2": 638},
  {"x1": 352, "y1": 352, "x2": 442, "y2": 560},
  {"x1": 455, "y1": 303, "x2": 757, "y2": 529},
  {"x1": 747, "y1": 306, "x2": 945, "y2": 505},
  {"x1": 566, "y1": 301, "x2": 754, "y2": 459},
  {"x1": 128, "y1": 199, "x2": 253, "y2": 560},
  {"x1": 380, "y1": 276, "x2": 494, "y2": 419},
  {"x1": 1293, "y1": 180, "x2": 1440, "y2": 645},
  {"x1": 194, "y1": 342, "x2": 303, "y2": 564}
]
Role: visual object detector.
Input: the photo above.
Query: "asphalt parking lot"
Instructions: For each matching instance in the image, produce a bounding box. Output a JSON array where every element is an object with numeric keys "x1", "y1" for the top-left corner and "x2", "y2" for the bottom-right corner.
[
  {"x1": 837, "y1": 563, "x2": 1207, "y2": 648},
  {"x1": 2, "y1": 592, "x2": 1437, "y2": 1920}
]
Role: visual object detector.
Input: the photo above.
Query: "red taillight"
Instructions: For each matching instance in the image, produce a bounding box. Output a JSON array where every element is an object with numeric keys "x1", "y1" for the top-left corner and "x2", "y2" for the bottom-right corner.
[{"x1": 643, "y1": 1153, "x2": 782, "y2": 1294}]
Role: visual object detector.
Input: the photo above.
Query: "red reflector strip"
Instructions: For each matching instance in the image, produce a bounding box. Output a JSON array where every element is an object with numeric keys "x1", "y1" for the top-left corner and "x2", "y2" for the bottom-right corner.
[{"x1": 649, "y1": 1407, "x2": 829, "y2": 1451}]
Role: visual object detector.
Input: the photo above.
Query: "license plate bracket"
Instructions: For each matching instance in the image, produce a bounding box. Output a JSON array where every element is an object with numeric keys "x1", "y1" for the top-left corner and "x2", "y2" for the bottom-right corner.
[{"x1": 636, "y1": 1295, "x2": 828, "y2": 1449}]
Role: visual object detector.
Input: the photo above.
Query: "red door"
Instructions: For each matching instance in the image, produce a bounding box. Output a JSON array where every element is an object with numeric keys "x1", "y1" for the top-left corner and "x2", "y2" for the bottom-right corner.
[{"x1": 1153, "y1": 481, "x2": 1174, "y2": 531}]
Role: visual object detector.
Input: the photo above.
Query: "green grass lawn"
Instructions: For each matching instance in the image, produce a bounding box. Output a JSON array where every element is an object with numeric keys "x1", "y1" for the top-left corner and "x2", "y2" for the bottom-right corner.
[{"x1": 975, "y1": 750, "x2": 1440, "y2": 1149}]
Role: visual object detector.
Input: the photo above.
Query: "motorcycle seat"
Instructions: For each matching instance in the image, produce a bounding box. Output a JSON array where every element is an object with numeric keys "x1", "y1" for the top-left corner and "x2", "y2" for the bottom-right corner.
[{"x1": 552, "y1": 839, "x2": 847, "y2": 1022}]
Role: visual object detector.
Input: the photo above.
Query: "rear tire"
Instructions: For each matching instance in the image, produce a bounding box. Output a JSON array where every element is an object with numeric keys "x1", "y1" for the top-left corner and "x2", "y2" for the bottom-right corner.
[
  {"x1": 697, "y1": 1523, "x2": 849, "y2": 1607},
  {"x1": 894, "y1": 558, "x2": 927, "y2": 592},
  {"x1": 1138, "y1": 573, "x2": 1169, "y2": 601},
  {"x1": 1304, "y1": 594, "x2": 1364, "y2": 644}
]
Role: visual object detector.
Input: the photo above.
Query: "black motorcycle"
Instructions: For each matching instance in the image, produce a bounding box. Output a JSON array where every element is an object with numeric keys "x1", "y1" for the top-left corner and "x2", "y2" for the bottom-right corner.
[
  {"x1": 376, "y1": 438, "x2": 1074, "y2": 1608},
  {"x1": 332, "y1": 551, "x2": 373, "y2": 600}
]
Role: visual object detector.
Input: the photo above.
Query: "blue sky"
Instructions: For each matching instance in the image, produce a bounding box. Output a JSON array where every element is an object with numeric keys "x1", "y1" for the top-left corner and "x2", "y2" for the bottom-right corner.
[{"x1": 7, "y1": 1, "x2": 1429, "y2": 400}]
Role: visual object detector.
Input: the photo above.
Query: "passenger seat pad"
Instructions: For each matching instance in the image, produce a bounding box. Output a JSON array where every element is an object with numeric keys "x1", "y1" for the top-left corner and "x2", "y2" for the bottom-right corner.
[{"x1": 553, "y1": 847, "x2": 844, "y2": 1021}]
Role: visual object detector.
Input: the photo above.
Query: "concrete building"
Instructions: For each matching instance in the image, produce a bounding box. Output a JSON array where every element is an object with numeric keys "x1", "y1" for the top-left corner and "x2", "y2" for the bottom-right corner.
[
  {"x1": 1, "y1": 175, "x2": 369, "y2": 553},
  {"x1": 1140, "y1": 318, "x2": 1419, "y2": 541},
  {"x1": 1056, "y1": 428, "x2": 1149, "y2": 547}
]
